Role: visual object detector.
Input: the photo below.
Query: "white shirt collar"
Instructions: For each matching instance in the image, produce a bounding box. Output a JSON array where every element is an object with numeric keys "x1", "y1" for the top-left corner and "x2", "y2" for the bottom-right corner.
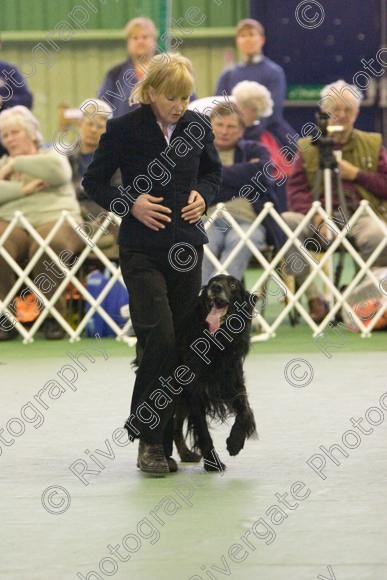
[
  {"x1": 242, "y1": 53, "x2": 264, "y2": 65},
  {"x1": 157, "y1": 121, "x2": 177, "y2": 145}
]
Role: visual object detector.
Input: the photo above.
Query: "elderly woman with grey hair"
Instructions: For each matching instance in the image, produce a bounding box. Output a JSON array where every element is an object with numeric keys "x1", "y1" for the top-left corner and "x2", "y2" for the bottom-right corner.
[
  {"x1": 189, "y1": 81, "x2": 274, "y2": 132},
  {"x1": 0, "y1": 106, "x2": 83, "y2": 340},
  {"x1": 68, "y1": 98, "x2": 120, "y2": 254},
  {"x1": 190, "y1": 80, "x2": 289, "y2": 212},
  {"x1": 231, "y1": 80, "x2": 273, "y2": 130},
  {"x1": 69, "y1": 98, "x2": 114, "y2": 213}
]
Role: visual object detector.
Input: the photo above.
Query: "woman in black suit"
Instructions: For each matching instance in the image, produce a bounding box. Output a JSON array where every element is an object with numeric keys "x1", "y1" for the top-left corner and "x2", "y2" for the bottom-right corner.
[{"x1": 83, "y1": 53, "x2": 222, "y2": 474}]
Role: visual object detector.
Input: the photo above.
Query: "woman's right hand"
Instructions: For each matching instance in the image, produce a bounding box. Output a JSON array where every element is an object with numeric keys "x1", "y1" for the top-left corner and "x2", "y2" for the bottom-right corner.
[
  {"x1": 131, "y1": 194, "x2": 172, "y2": 231},
  {"x1": 22, "y1": 179, "x2": 47, "y2": 195},
  {"x1": 0, "y1": 159, "x2": 15, "y2": 180}
]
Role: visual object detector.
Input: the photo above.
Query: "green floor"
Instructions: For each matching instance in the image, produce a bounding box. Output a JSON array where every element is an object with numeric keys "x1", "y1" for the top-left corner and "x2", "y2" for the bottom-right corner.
[
  {"x1": 1, "y1": 320, "x2": 386, "y2": 362},
  {"x1": 1, "y1": 349, "x2": 386, "y2": 580},
  {"x1": 1, "y1": 258, "x2": 386, "y2": 579}
]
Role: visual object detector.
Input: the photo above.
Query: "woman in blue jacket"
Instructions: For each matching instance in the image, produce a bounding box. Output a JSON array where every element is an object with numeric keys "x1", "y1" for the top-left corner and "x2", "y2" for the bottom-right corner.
[{"x1": 83, "y1": 53, "x2": 222, "y2": 475}]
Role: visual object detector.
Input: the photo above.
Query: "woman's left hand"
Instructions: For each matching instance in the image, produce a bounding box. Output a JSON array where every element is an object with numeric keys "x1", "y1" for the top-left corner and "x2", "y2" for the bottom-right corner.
[
  {"x1": 181, "y1": 190, "x2": 206, "y2": 224},
  {"x1": 338, "y1": 159, "x2": 359, "y2": 181},
  {"x1": 22, "y1": 179, "x2": 48, "y2": 195},
  {"x1": 0, "y1": 159, "x2": 15, "y2": 180}
]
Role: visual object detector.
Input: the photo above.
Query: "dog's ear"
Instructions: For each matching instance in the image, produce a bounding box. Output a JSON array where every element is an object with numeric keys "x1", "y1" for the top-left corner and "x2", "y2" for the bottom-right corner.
[
  {"x1": 199, "y1": 284, "x2": 207, "y2": 296},
  {"x1": 199, "y1": 285, "x2": 209, "y2": 306}
]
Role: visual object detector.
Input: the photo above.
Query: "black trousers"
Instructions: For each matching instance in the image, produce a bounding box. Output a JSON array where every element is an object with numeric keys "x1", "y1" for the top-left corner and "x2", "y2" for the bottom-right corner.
[{"x1": 120, "y1": 245, "x2": 203, "y2": 453}]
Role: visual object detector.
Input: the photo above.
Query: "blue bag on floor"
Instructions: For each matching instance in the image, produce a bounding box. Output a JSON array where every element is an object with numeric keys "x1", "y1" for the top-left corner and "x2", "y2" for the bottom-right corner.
[{"x1": 85, "y1": 270, "x2": 129, "y2": 337}]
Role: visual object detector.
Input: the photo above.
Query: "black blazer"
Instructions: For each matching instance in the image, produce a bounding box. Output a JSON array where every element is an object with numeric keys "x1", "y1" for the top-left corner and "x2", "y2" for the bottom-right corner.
[{"x1": 82, "y1": 105, "x2": 222, "y2": 249}]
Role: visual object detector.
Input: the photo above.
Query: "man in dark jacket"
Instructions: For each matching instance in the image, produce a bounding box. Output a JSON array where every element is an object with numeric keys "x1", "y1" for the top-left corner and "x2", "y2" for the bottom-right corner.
[
  {"x1": 215, "y1": 18, "x2": 293, "y2": 147},
  {"x1": 202, "y1": 104, "x2": 284, "y2": 283}
]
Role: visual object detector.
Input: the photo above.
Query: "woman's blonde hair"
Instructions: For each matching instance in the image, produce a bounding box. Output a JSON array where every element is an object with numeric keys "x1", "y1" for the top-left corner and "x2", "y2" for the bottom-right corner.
[
  {"x1": 130, "y1": 53, "x2": 195, "y2": 105},
  {"x1": 0, "y1": 105, "x2": 44, "y2": 147}
]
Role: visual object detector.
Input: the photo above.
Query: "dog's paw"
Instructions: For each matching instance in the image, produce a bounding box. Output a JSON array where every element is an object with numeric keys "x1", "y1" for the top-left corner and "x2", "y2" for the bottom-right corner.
[
  {"x1": 226, "y1": 427, "x2": 246, "y2": 456},
  {"x1": 179, "y1": 449, "x2": 202, "y2": 463},
  {"x1": 203, "y1": 457, "x2": 226, "y2": 472}
]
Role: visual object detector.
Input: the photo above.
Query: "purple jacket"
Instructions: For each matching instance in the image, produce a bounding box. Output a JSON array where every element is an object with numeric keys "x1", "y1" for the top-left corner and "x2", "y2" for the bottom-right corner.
[{"x1": 0, "y1": 60, "x2": 33, "y2": 110}]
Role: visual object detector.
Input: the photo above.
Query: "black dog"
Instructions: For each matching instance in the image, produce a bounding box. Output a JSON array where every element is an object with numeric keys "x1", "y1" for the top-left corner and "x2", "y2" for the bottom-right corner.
[{"x1": 173, "y1": 275, "x2": 258, "y2": 471}]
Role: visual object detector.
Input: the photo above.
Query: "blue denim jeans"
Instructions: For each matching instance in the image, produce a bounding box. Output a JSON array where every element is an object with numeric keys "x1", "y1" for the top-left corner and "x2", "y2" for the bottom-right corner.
[{"x1": 202, "y1": 217, "x2": 266, "y2": 284}]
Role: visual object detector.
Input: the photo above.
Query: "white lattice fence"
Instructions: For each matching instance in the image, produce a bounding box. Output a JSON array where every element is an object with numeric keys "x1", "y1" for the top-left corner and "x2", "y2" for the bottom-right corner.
[
  {"x1": 0, "y1": 202, "x2": 386, "y2": 343},
  {"x1": 203, "y1": 200, "x2": 387, "y2": 339},
  {"x1": 0, "y1": 210, "x2": 134, "y2": 345}
]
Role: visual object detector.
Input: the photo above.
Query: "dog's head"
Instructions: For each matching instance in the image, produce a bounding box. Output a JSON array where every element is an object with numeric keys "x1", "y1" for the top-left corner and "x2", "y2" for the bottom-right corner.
[{"x1": 200, "y1": 275, "x2": 257, "y2": 334}]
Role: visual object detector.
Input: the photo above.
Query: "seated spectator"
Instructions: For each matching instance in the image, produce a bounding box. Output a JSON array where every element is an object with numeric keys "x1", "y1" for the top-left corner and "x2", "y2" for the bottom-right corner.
[
  {"x1": 232, "y1": 80, "x2": 290, "y2": 211},
  {"x1": 231, "y1": 80, "x2": 273, "y2": 139},
  {"x1": 215, "y1": 18, "x2": 294, "y2": 147},
  {"x1": 0, "y1": 40, "x2": 33, "y2": 156},
  {"x1": 69, "y1": 99, "x2": 120, "y2": 252},
  {"x1": 190, "y1": 81, "x2": 288, "y2": 211},
  {"x1": 98, "y1": 17, "x2": 158, "y2": 118},
  {"x1": 283, "y1": 80, "x2": 387, "y2": 323},
  {"x1": 202, "y1": 104, "x2": 285, "y2": 284},
  {"x1": 0, "y1": 106, "x2": 83, "y2": 340}
]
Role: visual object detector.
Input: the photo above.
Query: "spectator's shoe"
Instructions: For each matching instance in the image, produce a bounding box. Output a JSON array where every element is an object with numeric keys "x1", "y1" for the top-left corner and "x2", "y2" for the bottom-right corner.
[
  {"x1": 308, "y1": 297, "x2": 329, "y2": 324},
  {"x1": 137, "y1": 441, "x2": 170, "y2": 474},
  {"x1": 0, "y1": 326, "x2": 18, "y2": 341},
  {"x1": 44, "y1": 318, "x2": 66, "y2": 340}
]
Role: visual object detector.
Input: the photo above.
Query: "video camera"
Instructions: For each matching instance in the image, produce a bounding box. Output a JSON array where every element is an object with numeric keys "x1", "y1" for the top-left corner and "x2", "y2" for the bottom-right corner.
[{"x1": 314, "y1": 109, "x2": 341, "y2": 170}]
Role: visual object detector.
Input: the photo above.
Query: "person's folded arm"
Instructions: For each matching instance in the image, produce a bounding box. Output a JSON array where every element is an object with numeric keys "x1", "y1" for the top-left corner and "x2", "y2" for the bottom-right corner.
[
  {"x1": 220, "y1": 143, "x2": 271, "y2": 194},
  {"x1": 194, "y1": 128, "x2": 222, "y2": 212},
  {"x1": 82, "y1": 120, "x2": 122, "y2": 213},
  {"x1": 0, "y1": 181, "x2": 24, "y2": 205},
  {"x1": 13, "y1": 150, "x2": 72, "y2": 186},
  {"x1": 355, "y1": 147, "x2": 387, "y2": 200}
]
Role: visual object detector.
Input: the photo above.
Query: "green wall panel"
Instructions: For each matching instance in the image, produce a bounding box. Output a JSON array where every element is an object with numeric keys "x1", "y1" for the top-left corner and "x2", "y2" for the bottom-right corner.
[
  {"x1": 1, "y1": 0, "x2": 20, "y2": 30},
  {"x1": 98, "y1": 2, "x2": 128, "y2": 29},
  {"x1": 19, "y1": 0, "x2": 47, "y2": 30},
  {"x1": 0, "y1": 0, "x2": 162, "y2": 31},
  {"x1": 1, "y1": 38, "x2": 237, "y2": 140},
  {"x1": 0, "y1": 1, "x2": 247, "y2": 140},
  {"x1": 1, "y1": 0, "x2": 247, "y2": 31}
]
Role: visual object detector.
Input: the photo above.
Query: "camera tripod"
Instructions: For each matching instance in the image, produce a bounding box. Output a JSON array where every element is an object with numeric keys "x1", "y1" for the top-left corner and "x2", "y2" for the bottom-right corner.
[{"x1": 311, "y1": 133, "x2": 350, "y2": 305}]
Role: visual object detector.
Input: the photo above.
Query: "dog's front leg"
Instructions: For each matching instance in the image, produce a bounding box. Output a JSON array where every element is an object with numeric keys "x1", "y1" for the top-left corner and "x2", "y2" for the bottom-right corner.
[
  {"x1": 185, "y1": 387, "x2": 226, "y2": 472},
  {"x1": 226, "y1": 394, "x2": 257, "y2": 456}
]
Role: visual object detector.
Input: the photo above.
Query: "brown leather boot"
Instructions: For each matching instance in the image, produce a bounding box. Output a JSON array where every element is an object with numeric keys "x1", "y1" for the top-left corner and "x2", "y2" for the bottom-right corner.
[{"x1": 137, "y1": 441, "x2": 169, "y2": 474}]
